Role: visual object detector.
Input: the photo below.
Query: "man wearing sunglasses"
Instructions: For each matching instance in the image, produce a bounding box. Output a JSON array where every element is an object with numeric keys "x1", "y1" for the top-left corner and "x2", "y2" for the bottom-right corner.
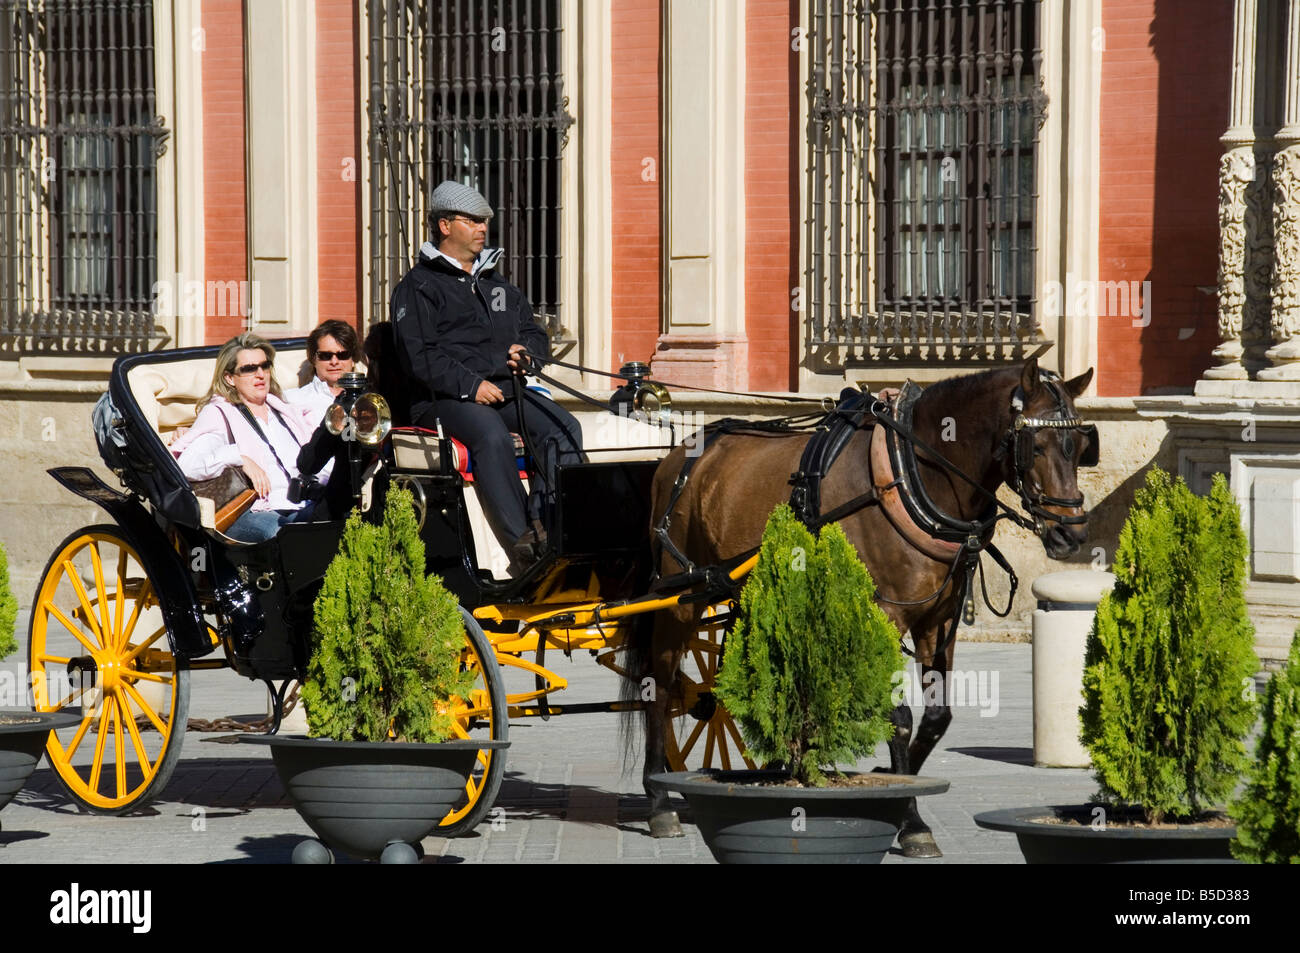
[{"x1": 391, "y1": 180, "x2": 584, "y2": 570}]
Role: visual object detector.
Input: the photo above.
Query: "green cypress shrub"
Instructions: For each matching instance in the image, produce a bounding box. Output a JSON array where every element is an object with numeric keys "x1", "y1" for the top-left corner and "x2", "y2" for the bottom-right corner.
[
  {"x1": 1231, "y1": 631, "x2": 1300, "y2": 863},
  {"x1": 714, "y1": 504, "x2": 903, "y2": 786},
  {"x1": 0, "y1": 541, "x2": 16, "y2": 660},
  {"x1": 1080, "y1": 469, "x2": 1257, "y2": 823},
  {"x1": 302, "y1": 488, "x2": 473, "y2": 742}
]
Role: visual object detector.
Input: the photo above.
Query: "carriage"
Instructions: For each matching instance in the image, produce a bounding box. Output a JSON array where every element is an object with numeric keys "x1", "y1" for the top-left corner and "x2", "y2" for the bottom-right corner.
[
  {"x1": 27, "y1": 338, "x2": 753, "y2": 835},
  {"x1": 28, "y1": 335, "x2": 1097, "y2": 851}
]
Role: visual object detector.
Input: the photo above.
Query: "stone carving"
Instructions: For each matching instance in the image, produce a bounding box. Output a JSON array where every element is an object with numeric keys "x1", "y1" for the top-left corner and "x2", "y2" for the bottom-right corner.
[
  {"x1": 1262, "y1": 144, "x2": 1300, "y2": 378},
  {"x1": 1209, "y1": 148, "x2": 1256, "y2": 378}
]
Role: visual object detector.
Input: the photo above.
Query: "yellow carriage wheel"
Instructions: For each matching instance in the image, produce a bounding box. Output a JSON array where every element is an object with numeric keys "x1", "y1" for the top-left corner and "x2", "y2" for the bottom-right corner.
[
  {"x1": 664, "y1": 621, "x2": 756, "y2": 773},
  {"x1": 28, "y1": 526, "x2": 189, "y2": 815},
  {"x1": 437, "y1": 607, "x2": 508, "y2": 837}
]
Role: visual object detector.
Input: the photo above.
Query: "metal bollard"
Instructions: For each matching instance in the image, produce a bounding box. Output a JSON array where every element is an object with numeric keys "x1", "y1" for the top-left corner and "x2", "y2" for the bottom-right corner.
[{"x1": 1031, "y1": 570, "x2": 1115, "y2": 768}]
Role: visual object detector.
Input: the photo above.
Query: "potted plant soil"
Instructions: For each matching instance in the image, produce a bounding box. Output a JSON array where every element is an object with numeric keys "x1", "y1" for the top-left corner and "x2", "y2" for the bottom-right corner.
[
  {"x1": 975, "y1": 469, "x2": 1258, "y2": 863},
  {"x1": 652, "y1": 505, "x2": 948, "y2": 864},
  {"x1": 1230, "y1": 629, "x2": 1300, "y2": 863},
  {"x1": 1, "y1": 540, "x2": 82, "y2": 828},
  {"x1": 244, "y1": 488, "x2": 507, "y2": 864}
]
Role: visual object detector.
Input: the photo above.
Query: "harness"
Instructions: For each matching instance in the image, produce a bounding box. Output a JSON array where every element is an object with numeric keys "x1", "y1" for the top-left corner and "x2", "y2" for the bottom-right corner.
[{"x1": 651, "y1": 372, "x2": 1099, "y2": 660}]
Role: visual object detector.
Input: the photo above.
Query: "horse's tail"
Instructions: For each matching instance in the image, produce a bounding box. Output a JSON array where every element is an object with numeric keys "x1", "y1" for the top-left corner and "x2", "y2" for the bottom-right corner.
[{"x1": 618, "y1": 610, "x2": 656, "y2": 773}]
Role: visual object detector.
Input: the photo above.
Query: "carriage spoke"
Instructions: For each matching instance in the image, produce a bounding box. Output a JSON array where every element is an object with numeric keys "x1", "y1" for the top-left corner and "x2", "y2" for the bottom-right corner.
[
  {"x1": 113, "y1": 697, "x2": 128, "y2": 798},
  {"x1": 124, "y1": 668, "x2": 172, "y2": 686},
  {"x1": 118, "y1": 582, "x2": 153, "y2": 653},
  {"x1": 88, "y1": 697, "x2": 112, "y2": 793},
  {"x1": 113, "y1": 549, "x2": 128, "y2": 647},
  {"x1": 89, "y1": 542, "x2": 111, "y2": 645},
  {"x1": 47, "y1": 601, "x2": 100, "y2": 656},
  {"x1": 677, "y1": 717, "x2": 706, "y2": 762},
  {"x1": 64, "y1": 559, "x2": 106, "y2": 648},
  {"x1": 725, "y1": 715, "x2": 756, "y2": 769},
  {"x1": 63, "y1": 714, "x2": 93, "y2": 761},
  {"x1": 120, "y1": 624, "x2": 164, "y2": 665},
  {"x1": 717, "y1": 720, "x2": 733, "y2": 771},
  {"x1": 49, "y1": 681, "x2": 92, "y2": 712},
  {"x1": 122, "y1": 681, "x2": 167, "y2": 735},
  {"x1": 116, "y1": 690, "x2": 153, "y2": 774}
]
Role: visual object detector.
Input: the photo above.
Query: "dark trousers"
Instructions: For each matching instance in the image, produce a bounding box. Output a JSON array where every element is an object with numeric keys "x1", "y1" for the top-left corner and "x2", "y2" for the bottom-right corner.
[{"x1": 416, "y1": 386, "x2": 584, "y2": 543}]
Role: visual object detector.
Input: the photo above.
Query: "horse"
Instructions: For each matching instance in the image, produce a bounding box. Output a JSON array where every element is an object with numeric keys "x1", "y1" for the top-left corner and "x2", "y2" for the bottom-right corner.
[{"x1": 629, "y1": 358, "x2": 1096, "y2": 857}]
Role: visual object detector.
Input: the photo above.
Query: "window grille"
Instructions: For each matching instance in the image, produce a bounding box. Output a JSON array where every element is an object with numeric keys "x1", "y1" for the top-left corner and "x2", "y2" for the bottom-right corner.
[
  {"x1": 806, "y1": 0, "x2": 1049, "y2": 366},
  {"x1": 367, "y1": 0, "x2": 575, "y2": 343},
  {"x1": 0, "y1": 0, "x2": 168, "y2": 353}
]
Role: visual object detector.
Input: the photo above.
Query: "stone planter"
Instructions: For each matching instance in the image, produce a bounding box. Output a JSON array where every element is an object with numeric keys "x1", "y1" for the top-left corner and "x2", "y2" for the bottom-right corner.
[
  {"x1": 0, "y1": 710, "x2": 83, "y2": 820},
  {"x1": 652, "y1": 769, "x2": 949, "y2": 864},
  {"x1": 244, "y1": 734, "x2": 509, "y2": 863},
  {"x1": 974, "y1": 805, "x2": 1237, "y2": 864}
]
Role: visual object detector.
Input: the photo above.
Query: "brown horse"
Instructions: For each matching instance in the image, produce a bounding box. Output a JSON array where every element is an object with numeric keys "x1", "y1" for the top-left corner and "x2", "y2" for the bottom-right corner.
[{"x1": 632, "y1": 359, "x2": 1095, "y2": 856}]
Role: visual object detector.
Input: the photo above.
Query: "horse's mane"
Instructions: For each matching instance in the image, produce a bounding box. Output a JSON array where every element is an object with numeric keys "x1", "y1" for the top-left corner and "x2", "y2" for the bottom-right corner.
[{"x1": 917, "y1": 365, "x2": 1014, "y2": 407}]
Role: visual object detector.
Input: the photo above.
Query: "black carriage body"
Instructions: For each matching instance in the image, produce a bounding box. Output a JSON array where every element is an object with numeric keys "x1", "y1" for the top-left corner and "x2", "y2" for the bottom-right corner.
[{"x1": 65, "y1": 341, "x2": 663, "y2": 682}]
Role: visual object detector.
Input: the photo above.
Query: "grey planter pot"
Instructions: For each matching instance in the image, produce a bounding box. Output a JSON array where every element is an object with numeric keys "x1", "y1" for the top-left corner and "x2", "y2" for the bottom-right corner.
[
  {"x1": 0, "y1": 711, "x2": 83, "y2": 815},
  {"x1": 651, "y1": 769, "x2": 950, "y2": 864},
  {"x1": 244, "y1": 735, "x2": 509, "y2": 862},
  {"x1": 973, "y1": 805, "x2": 1239, "y2": 864}
]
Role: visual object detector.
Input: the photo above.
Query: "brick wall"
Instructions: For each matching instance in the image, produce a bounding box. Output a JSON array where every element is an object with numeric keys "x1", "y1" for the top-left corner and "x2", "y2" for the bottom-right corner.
[
  {"x1": 746, "y1": 0, "x2": 798, "y2": 391},
  {"x1": 1096, "y1": 0, "x2": 1230, "y2": 395},
  {"x1": 315, "y1": 0, "x2": 362, "y2": 332},
  {"x1": 201, "y1": 0, "x2": 247, "y2": 344},
  {"x1": 609, "y1": 0, "x2": 662, "y2": 369}
]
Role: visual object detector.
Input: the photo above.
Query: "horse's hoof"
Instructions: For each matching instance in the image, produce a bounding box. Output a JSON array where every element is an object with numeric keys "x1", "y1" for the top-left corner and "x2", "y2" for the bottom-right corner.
[
  {"x1": 899, "y1": 831, "x2": 943, "y2": 858},
  {"x1": 649, "y1": 811, "x2": 684, "y2": 838}
]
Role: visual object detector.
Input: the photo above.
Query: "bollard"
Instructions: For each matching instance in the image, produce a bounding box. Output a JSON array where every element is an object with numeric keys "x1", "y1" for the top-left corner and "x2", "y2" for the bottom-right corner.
[{"x1": 1031, "y1": 570, "x2": 1115, "y2": 768}]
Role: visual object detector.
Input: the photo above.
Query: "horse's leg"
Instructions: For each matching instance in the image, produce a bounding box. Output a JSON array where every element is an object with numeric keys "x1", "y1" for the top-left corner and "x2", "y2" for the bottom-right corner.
[
  {"x1": 895, "y1": 622, "x2": 952, "y2": 859},
  {"x1": 643, "y1": 616, "x2": 686, "y2": 838}
]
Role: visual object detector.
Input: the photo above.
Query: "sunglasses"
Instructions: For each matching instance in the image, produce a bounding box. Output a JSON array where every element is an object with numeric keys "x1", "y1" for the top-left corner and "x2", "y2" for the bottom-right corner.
[
  {"x1": 232, "y1": 360, "x2": 273, "y2": 376},
  {"x1": 314, "y1": 350, "x2": 352, "y2": 362}
]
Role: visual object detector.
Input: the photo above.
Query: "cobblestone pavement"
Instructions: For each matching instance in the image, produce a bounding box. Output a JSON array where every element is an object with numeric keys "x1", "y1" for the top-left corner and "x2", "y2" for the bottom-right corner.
[{"x1": 0, "y1": 643, "x2": 1101, "y2": 864}]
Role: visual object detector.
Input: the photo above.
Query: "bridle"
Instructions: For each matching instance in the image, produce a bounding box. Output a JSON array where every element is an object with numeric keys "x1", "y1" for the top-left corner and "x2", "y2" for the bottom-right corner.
[{"x1": 1003, "y1": 371, "x2": 1098, "y2": 534}]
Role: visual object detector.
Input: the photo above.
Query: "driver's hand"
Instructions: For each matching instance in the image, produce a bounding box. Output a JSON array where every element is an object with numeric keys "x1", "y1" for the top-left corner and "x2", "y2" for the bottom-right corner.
[
  {"x1": 240, "y1": 456, "x2": 272, "y2": 498},
  {"x1": 475, "y1": 380, "x2": 505, "y2": 405},
  {"x1": 507, "y1": 344, "x2": 531, "y2": 372}
]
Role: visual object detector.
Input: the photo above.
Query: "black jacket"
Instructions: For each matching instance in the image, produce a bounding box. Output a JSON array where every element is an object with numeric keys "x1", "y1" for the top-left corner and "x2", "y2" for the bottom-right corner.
[{"x1": 390, "y1": 247, "x2": 551, "y2": 421}]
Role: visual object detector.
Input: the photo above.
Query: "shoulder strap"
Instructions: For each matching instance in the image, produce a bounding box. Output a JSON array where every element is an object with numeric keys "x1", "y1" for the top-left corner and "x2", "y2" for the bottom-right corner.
[{"x1": 233, "y1": 403, "x2": 296, "y2": 483}]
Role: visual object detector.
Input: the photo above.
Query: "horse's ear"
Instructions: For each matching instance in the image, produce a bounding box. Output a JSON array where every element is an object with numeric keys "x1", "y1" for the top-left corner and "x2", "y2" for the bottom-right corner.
[
  {"x1": 1019, "y1": 358, "x2": 1040, "y2": 396},
  {"x1": 1064, "y1": 367, "x2": 1094, "y2": 399}
]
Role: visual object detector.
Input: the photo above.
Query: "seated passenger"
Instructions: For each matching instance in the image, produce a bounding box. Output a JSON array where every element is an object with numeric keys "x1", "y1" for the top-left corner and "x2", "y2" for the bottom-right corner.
[
  {"x1": 284, "y1": 319, "x2": 362, "y2": 420},
  {"x1": 171, "y1": 333, "x2": 323, "y2": 543}
]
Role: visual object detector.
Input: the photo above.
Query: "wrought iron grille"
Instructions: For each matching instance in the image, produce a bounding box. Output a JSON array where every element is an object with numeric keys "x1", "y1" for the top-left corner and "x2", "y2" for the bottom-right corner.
[
  {"x1": 0, "y1": 0, "x2": 168, "y2": 353},
  {"x1": 805, "y1": 0, "x2": 1049, "y2": 366},
  {"x1": 367, "y1": 0, "x2": 575, "y2": 343}
]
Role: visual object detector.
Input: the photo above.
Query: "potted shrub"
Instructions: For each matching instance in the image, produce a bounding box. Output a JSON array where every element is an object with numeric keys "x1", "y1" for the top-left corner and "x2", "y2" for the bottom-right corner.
[
  {"x1": 975, "y1": 469, "x2": 1257, "y2": 862},
  {"x1": 244, "y1": 488, "x2": 507, "y2": 863},
  {"x1": 1230, "y1": 629, "x2": 1300, "y2": 863},
  {"x1": 652, "y1": 505, "x2": 948, "y2": 864},
  {"x1": 2, "y1": 540, "x2": 82, "y2": 827}
]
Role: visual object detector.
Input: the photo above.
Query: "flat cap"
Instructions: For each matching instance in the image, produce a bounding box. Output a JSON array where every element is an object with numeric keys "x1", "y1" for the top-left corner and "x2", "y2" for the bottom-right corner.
[{"x1": 430, "y1": 180, "x2": 494, "y2": 219}]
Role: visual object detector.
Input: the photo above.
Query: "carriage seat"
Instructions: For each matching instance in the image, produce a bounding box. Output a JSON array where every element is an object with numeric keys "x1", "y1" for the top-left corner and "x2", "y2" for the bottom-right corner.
[
  {"x1": 124, "y1": 347, "x2": 318, "y2": 532},
  {"x1": 389, "y1": 412, "x2": 677, "y2": 476},
  {"x1": 125, "y1": 347, "x2": 315, "y2": 442}
]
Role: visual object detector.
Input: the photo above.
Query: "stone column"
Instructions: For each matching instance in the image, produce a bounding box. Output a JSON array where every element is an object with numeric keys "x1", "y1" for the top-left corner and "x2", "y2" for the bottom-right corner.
[
  {"x1": 1205, "y1": 0, "x2": 1268, "y2": 381},
  {"x1": 1259, "y1": 0, "x2": 1300, "y2": 379},
  {"x1": 652, "y1": 0, "x2": 748, "y2": 390}
]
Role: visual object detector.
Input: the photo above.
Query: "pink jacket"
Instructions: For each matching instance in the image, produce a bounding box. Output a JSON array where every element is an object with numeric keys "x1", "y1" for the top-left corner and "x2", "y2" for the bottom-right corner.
[{"x1": 171, "y1": 395, "x2": 319, "y2": 511}]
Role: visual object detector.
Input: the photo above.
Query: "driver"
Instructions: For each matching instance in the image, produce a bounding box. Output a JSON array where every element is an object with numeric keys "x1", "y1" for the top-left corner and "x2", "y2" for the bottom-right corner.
[{"x1": 390, "y1": 180, "x2": 583, "y2": 568}]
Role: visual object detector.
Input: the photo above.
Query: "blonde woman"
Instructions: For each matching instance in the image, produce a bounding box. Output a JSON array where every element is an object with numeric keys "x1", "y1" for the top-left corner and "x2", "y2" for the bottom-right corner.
[{"x1": 171, "y1": 333, "x2": 321, "y2": 542}]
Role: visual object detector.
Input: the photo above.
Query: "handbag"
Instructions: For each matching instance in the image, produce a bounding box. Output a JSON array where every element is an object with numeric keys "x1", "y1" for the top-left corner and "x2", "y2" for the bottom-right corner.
[{"x1": 187, "y1": 405, "x2": 257, "y2": 529}]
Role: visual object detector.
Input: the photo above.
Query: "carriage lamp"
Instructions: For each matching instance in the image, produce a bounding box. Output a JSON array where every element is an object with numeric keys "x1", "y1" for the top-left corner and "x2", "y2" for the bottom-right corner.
[
  {"x1": 609, "y1": 361, "x2": 672, "y2": 423},
  {"x1": 325, "y1": 372, "x2": 393, "y2": 446}
]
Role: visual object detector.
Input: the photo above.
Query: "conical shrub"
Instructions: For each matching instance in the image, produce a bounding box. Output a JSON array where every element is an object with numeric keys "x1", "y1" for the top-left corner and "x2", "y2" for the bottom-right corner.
[
  {"x1": 1231, "y1": 631, "x2": 1300, "y2": 863},
  {"x1": 715, "y1": 504, "x2": 903, "y2": 786},
  {"x1": 1080, "y1": 469, "x2": 1257, "y2": 823},
  {"x1": 0, "y1": 541, "x2": 17, "y2": 660},
  {"x1": 303, "y1": 488, "x2": 473, "y2": 742}
]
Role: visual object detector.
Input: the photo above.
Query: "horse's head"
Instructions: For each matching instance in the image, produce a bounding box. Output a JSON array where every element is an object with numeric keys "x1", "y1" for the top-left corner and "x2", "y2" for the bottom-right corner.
[{"x1": 1000, "y1": 359, "x2": 1097, "y2": 559}]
